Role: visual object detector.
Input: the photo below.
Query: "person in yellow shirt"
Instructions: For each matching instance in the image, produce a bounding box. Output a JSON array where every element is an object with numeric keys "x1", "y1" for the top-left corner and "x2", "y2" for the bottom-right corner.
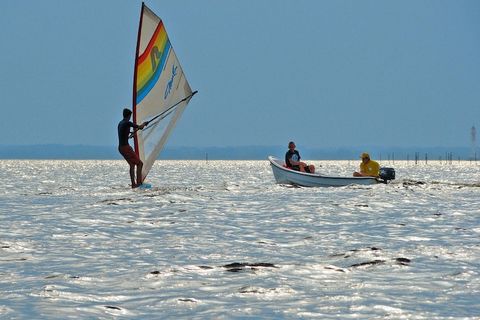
[{"x1": 353, "y1": 152, "x2": 380, "y2": 177}]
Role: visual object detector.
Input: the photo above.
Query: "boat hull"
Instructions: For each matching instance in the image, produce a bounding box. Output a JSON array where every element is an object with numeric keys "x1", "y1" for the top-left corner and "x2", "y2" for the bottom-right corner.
[{"x1": 268, "y1": 156, "x2": 378, "y2": 187}]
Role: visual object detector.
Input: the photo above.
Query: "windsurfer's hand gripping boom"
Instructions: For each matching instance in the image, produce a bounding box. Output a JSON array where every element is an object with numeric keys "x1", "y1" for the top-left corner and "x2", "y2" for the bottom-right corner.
[{"x1": 129, "y1": 122, "x2": 148, "y2": 139}]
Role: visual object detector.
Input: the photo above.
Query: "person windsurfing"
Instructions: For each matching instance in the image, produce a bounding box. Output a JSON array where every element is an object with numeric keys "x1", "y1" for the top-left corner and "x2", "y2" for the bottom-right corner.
[{"x1": 118, "y1": 108, "x2": 147, "y2": 188}]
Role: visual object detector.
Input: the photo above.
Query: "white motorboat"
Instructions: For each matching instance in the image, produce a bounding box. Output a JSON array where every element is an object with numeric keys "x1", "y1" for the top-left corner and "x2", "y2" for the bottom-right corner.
[{"x1": 268, "y1": 156, "x2": 385, "y2": 187}]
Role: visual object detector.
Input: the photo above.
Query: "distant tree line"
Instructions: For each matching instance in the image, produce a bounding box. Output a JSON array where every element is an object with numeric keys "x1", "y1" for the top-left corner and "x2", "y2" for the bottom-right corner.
[{"x1": 0, "y1": 144, "x2": 477, "y2": 161}]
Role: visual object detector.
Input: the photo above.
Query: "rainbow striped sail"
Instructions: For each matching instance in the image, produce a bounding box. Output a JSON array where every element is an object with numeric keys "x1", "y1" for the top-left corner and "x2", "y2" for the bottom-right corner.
[
  {"x1": 136, "y1": 22, "x2": 171, "y2": 104},
  {"x1": 133, "y1": 3, "x2": 196, "y2": 181}
]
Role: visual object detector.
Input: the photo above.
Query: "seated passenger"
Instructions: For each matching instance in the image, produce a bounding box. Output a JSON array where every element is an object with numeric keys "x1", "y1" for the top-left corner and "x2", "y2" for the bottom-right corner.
[
  {"x1": 285, "y1": 141, "x2": 315, "y2": 173},
  {"x1": 353, "y1": 152, "x2": 380, "y2": 177}
]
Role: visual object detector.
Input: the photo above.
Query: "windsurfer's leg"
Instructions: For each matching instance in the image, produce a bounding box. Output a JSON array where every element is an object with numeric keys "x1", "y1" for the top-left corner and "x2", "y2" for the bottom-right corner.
[
  {"x1": 136, "y1": 161, "x2": 143, "y2": 186},
  {"x1": 129, "y1": 164, "x2": 136, "y2": 187}
]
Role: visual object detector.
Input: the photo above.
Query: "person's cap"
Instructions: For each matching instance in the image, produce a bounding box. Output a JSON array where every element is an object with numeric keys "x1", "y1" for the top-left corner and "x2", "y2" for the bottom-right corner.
[
  {"x1": 288, "y1": 141, "x2": 295, "y2": 147},
  {"x1": 360, "y1": 152, "x2": 370, "y2": 159}
]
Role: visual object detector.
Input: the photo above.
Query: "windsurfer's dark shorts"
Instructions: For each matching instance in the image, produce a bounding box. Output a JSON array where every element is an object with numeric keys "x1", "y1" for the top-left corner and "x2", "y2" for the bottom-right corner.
[{"x1": 119, "y1": 145, "x2": 141, "y2": 165}]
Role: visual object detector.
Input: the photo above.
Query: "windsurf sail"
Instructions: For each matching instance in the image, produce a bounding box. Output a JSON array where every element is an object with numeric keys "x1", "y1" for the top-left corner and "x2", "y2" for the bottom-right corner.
[{"x1": 132, "y1": 3, "x2": 196, "y2": 181}]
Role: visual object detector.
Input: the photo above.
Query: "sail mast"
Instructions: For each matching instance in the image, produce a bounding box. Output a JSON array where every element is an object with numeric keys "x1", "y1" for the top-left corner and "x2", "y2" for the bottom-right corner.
[{"x1": 132, "y1": 2, "x2": 145, "y2": 155}]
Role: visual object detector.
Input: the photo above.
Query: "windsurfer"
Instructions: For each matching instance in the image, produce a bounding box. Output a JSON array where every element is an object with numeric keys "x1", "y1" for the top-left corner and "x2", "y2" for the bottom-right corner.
[
  {"x1": 353, "y1": 152, "x2": 380, "y2": 177},
  {"x1": 285, "y1": 141, "x2": 315, "y2": 173},
  {"x1": 118, "y1": 108, "x2": 147, "y2": 188}
]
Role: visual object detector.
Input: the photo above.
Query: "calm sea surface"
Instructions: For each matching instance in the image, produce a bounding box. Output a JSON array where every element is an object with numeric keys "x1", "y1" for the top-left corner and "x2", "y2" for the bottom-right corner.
[{"x1": 1, "y1": 160, "x2": 479, "y2": 319}]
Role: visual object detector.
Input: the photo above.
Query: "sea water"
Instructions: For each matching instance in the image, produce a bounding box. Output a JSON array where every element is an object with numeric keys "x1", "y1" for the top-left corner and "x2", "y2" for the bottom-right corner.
[{"x1": 0, "y1": 160, "x2": 479, "y2": 319}]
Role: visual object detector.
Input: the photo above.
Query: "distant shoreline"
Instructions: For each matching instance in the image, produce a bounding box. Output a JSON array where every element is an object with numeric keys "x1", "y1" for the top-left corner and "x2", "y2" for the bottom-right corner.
[{"x1": 0, "y1": 144, "x2": 477, "y2": 161}]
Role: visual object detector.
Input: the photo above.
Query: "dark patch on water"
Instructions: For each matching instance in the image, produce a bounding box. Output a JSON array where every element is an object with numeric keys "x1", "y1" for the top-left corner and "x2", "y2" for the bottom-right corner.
[
  {"x1": 3, "y1": 258, "x2": 27, "y2": 262},
  {"x1": 198, "y1": 266, "x2": 214, "y2": 270},
  {"x1": 403, "y1": 179, "x2": 426, "y2": 185},
  {"x1": 395, "y1": 257, "x2": 411, "y2": 265},
  {"x1": 239, "y1": 286, "x2": 260, "y2": 293},
  {"x1": 104, "y1": 306, "x2": 122, "y2": 310},
  {"x1": 339, "y1": 247, "x2": 383, "y2": 259},
  {"x1": 178, "y1": 298, "x2": 197, "y2": 303},
  {"x1": 349, "y1": 259, "x2": 385, "y2": 268},
  {"x1": 329, "y1": 252, "x2": 345, "y2": 258},
  {"x1": 238, "y1": 286, "x2": 282, "y2": 294},
  {"x1": 346, "y1": 247, "x2": 382, "y2": 253},
  {"x1": 99, "y1": 198, "x2": 133, "y2": 205},
  {"x1": 324, "y1": 266, "x2": 345, "y2": 272},
  {"x1": 150, "y1": 270, "x2": 160, "y2": 275},
  {"x1": 222, "y1": 262, "x2": 278, "y2": 272},
  {"x1": 403, "y1": 179, "x2": 480, "y2": 189},
  {"x1": 432, "y1": 181, "x2": 480, "y2": 188},
  {"x1": 355, "y1": 204, "x2": 369, "y2": 207}
]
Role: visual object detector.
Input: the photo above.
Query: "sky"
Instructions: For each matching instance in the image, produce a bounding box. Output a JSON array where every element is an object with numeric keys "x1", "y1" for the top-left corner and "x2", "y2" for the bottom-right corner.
[{"x1": 1, "y1": 0, "x2": 479, "y2": 149}]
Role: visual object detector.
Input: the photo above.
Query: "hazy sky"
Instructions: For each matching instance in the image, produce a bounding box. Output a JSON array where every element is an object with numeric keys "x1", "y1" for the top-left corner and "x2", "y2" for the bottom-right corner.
[{"x1": 1, "y1": 0, "x2": 479, "y2": 148}]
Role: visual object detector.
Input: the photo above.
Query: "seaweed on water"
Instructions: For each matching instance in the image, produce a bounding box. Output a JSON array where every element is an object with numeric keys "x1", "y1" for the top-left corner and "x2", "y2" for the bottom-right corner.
[
  {"x1": 347, "y1": 247, "x2": 382, "y2": 253},
  {"x1": 104, "y1": 306, "x2": 122, "y2": 310},
  {"x1": 222, "y1": 262, "x2": 278, "y2": 272},
  {"x1": 348, "y1": 257, "x2": 411, "y2": 268},
  {"x1": 198, "y1": 265, "x2": 214, "y2": 270},
  {"x1": 395, "y1": 257, "x2": 411, "y2": 265},
  {"x1": 349, "y1": 259, "x2": 385, "y2": 268}
]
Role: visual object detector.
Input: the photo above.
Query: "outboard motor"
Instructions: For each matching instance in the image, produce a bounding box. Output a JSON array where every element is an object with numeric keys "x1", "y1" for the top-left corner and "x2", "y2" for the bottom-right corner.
[{"x1": 379, "y1": 167, "x2": 395, "y2": 183}]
